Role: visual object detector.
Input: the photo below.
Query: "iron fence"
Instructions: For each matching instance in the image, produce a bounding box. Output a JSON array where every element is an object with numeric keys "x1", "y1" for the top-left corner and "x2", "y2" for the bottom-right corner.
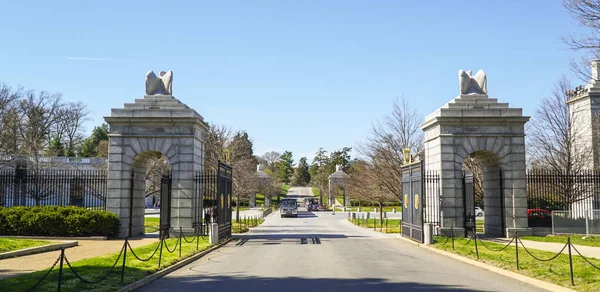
[
  {"x1": 526, "y1": 169, "x2": 600, "y2": 227},
  {"x1": 0, "y1": 168, "x2": 107, "y2": 210},
  {"x1": 423, "y1": 170, "x2": 441, "y2": 231}
]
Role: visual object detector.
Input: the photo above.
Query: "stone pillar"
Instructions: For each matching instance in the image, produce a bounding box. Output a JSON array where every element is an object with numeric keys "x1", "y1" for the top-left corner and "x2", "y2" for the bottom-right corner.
[
  {"x1": 105, "y1": 92, "x2": 207, "y2": 238},
  {"x1": 249, "y1": 194, "x2": 256, "y2": 207}
]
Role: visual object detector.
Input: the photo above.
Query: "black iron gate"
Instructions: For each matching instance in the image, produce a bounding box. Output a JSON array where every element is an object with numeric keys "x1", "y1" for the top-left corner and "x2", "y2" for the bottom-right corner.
[
  {"x1": 159, "y1": 174, "x2": 172, "y2": 237},
  {"x1": 194, "y1": 161, "x2": 232, "y2": 241},
  {"x1": 462, "y1": 172, "x2": 475, "y2": 237},
  {"x1": 401, "y1": 161, "x2": 424, "y2": 242}
]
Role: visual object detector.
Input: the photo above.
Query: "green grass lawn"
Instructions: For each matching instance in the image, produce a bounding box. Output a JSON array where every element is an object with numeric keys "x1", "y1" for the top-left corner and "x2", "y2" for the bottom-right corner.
[
  {"x1": 312, "y1": 187, "x2": 319, "y2": 196},
  {"x1": 0, "y1": 238, "x2": 52, "y2": 253},
  {"x1": 521, "y1": 235, "x2": 600, "y2": 248},
  {"x1": 432, "y1": 237, "x2": 600, "y2": 292},
  {"x1": 348, "y1": 218, "x2": 401, "y2": 234},
  {"x1": 0, "y1": 236, "x2": 212, "y2": 292},
  {"x1": 144, "y1": 217, "x2": 160, "y2": 233}
]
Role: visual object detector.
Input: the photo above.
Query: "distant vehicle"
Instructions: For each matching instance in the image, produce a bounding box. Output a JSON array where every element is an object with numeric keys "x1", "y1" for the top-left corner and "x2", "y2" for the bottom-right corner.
[
  {"x1": 527, "y1": 208, "x2": 552, "y2": 218},
  {"x1": 475, "y1": 207, "x2": 484, "y2": 217},
  {"x1": 306, "y1": 198, "x2": 321, "y2": 211},
  {"x1": 280, "y1": 198, "x2": 298, "y2": 218}
]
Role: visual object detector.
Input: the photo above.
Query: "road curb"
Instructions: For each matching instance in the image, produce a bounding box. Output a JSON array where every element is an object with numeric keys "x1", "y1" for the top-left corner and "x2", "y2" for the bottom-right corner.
[
  {"x1": 0, "y1": 241, "x2": 78, "y2": 259},
  {"x1": 116, "y1": 238, "x2": 233, "y2": 292},
  {"x1": 397, "y1": 236, "x2": 576, "y2": 292}
]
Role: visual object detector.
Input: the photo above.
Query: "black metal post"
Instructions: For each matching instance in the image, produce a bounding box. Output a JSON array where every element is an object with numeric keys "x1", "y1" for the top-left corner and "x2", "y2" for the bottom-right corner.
[
  {"x1": 474, "y1": 233, "x2": 480, "y2": 260},
  {"x1": 57, "y1": 248, "x2": 65, "y2": 292},
  {"x1": 515, "y1": 233, "x2": 519, "y2": 270},
  {"x1": 568, "y1": 237, "x2": 575, "y2": 286},
  {"x1": 451, "y1": 224, "x2": 455, "y2": 251},
  {"x1": 196, "y1": 226, "x2": 199, "y2": 250},
  {"x1": 179, "y1": 227, "x2": 182, "y2": 258},
  {"x1": 121, "y1": 238, "x2": 128, "y2": 283},
  {"x1": 158, "y1": 238, "x2": 164, "y2": 268}
]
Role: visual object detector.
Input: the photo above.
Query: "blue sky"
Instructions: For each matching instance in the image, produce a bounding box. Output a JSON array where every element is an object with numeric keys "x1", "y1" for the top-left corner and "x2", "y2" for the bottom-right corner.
[{"x1": 0, "y1": 1, "x2": 587, "y2": 164}]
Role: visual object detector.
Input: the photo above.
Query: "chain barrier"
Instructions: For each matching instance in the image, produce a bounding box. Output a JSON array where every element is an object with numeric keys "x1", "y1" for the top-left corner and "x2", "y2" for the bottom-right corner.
[
  {"x1": 64, "y1": 244, "x2": 124, "y2": 284},
  {"x1": 475, "y1": 235, "x2": 515, "y2": 252},
  {"x1": 571, "y1": 244, "x2": 600, "y2": 271},
  {"x1": 25, "y1": 253, "x2": 62, "y2": 292},
  {"x1": 518, "y1": 237, "x2": 568, "y2": 262},
  {"x1": 163, "y1": 236, "x2": 180, "y2": 253},
  {"x1": 126, "y1": 240, "x2": 161, "y2": 262},
  {"x1": 455, "y1": 235, "x2": 473, "y2": 246},
  {"x1": 23, "y1": 221, "x2": 227, "y2": 291},
  {"x1": 434, "y1": 235, "x2": 450, "y2": 246}
]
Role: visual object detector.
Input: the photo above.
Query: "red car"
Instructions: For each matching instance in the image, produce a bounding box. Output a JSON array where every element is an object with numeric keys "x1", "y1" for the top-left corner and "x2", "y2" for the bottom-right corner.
[{"x1": 527, "y1": 208, "x2": 552, "y2": 218}]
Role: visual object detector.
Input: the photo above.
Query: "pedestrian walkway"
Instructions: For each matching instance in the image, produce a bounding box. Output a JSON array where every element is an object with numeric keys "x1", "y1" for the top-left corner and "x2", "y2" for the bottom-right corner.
[
  {"x1": 0, "y1": 237, "x2": 158, "y2": 280},
  {"x1": 490, "y1": 237, "x2": 600, "y2": 259}
]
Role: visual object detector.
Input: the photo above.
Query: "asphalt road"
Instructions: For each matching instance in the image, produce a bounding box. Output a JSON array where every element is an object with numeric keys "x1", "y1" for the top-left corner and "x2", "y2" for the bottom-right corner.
[{"x1": 139, "y1": 187, "x2": 547, "y2": 292}]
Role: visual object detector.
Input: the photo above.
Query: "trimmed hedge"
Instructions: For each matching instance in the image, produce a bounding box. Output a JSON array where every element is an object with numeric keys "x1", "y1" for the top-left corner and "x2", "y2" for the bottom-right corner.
[{"x1": 0, "y1": 206, "x2": 120, "y2": 237}]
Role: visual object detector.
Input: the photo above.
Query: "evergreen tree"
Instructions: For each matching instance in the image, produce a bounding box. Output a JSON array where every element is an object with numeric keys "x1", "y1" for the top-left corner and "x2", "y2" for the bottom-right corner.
[
  {"x1": 230, "y1": 131, "x2": 255, "y2": 163},
  {"x1": 47, "y1": 136, "x2": 65, "y2": 157},
  {"x1": 78, "y1": 123, "x2": 109, "y2": 157},
  {"x1": 277, "y1": 151, "x2": 294, "y2": 184},
  {"x1": 293, "y1": 157, "x2": 311, "y2": 186}
]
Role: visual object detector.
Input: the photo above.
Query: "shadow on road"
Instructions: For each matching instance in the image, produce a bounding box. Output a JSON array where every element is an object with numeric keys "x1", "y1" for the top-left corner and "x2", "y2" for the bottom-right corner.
[
  {"x1": 232, "y1": 233, "x2": 361, "y2": 240},
  {"x1": 142, "y1": 274, "x2": 488, "y2": 292}
]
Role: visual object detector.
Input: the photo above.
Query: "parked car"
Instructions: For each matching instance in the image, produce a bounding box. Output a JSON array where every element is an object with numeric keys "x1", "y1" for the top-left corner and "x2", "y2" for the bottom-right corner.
[
  {"x1": 475, "y1": 207, "x2": 484, "y2": 217},
  {"x1": 527, "y1": 208, "x2": 552, "y2": 218}
]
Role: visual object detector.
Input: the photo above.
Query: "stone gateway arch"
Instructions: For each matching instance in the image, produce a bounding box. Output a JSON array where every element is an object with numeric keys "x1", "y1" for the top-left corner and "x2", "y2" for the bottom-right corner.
[
  {"x1": 105, "y1": 70, "x2": 207, "y2": 238},
  {"x1": 421, "y1": 69, "x2": 531, "y2": 238}
]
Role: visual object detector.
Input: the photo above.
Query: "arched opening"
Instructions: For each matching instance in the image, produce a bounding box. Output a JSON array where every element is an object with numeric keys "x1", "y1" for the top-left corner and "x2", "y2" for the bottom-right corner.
[
  {"x1": 131, "y1": 151, "x2": 172, "y2": 237},
  {"x1": 462, "y1": 150, "x2": 505, "y2": 238}
]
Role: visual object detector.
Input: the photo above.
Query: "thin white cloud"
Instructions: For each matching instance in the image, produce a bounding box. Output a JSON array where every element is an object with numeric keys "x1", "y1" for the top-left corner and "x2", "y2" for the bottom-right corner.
[{"x1": 66, "y1": 57, "x2": 145, "y2": 62}]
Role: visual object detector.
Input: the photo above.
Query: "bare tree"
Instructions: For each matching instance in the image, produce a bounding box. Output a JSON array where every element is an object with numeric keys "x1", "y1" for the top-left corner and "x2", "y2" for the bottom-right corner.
[
  {"x1": 60, "y1": 102, "x2": 89, "y2": 157},
  {"x1": 463, "y1": 157, "x2": 484, "y2": 206},
  {"x1": 204, "y1": 123, "x2": 233, "y2": 171},
  {"x1": 145, "y1": 156, "x2": 171, "y2": 199},
  {"x1": 18, "y1": 90, "x2": 63, "y2": 170},
  {"x1": 359, "y1": 97, "x2": 423, "y2": 202},
  {"x1": 231, "y1": 157, "x2": 256, "y2": 222},
  {"x1": 528, "y1": 77, "x2": 595, "y2": 206},
  {"x1": 261, "y1": 151, "x2": 281, "y2": 173},
  {"x1": 348, "y1": 160, "x2": 396, "y2": 224},
  {"x1": 562, "y1": 0, "x2": 600, "y2": 81},
  {"x1": 0, "y1": 83, "x2": 22, "y2": 158}
]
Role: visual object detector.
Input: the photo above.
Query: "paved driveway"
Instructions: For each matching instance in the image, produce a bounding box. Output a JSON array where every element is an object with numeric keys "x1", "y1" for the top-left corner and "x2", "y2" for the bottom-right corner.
[{"x1": 139, "y1": 187, "x2": 547, "y2": 292}]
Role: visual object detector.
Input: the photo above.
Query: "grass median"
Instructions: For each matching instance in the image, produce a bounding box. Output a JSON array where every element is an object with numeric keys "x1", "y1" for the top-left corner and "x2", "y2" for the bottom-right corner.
[
  {"x1": 0, "y1": 236, "x2": 212, "y2": 292},
  {"x1": 521, "y1": 235, "x2": 600, "y2": 248},
  {"x1": 432, "y1": 236, "x2": 600, "y2": 292},
  {"x1": 0, "y1": 238, "x2": 52, "y2": 253},
  {"x1": 348, "y1": 218, "x2": 401, "y2": 234}
]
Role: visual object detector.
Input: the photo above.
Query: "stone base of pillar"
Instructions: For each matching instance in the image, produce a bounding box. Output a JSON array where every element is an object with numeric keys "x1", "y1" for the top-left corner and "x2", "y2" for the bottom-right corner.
[
  {"x1": 166, "y1": 227, "x2": 198, "y2": 237},
  {"x1": 506, "y1": 227, "x2": 533, "y2": 238},
  {"x1": 439, "y1": 227, "x2": 465, "y2": 238}
]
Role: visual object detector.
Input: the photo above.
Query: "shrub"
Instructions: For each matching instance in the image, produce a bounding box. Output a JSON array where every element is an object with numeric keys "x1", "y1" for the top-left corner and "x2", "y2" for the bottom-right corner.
[{"x1": 0, "y1": 206, "x2": 119, "y2": 237}]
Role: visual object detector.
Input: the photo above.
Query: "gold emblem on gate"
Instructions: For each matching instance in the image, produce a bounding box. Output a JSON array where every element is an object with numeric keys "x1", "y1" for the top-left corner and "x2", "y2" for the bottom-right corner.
[
  {"x1": 404, "y1": 194, "x2": 408, "y2": 209},
  {"x1": 221, "y1": 194, "x2": 224, "y2": 209},
  {"x1": 414, "y1": 194, "x2": 420, "y2": 209}
]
